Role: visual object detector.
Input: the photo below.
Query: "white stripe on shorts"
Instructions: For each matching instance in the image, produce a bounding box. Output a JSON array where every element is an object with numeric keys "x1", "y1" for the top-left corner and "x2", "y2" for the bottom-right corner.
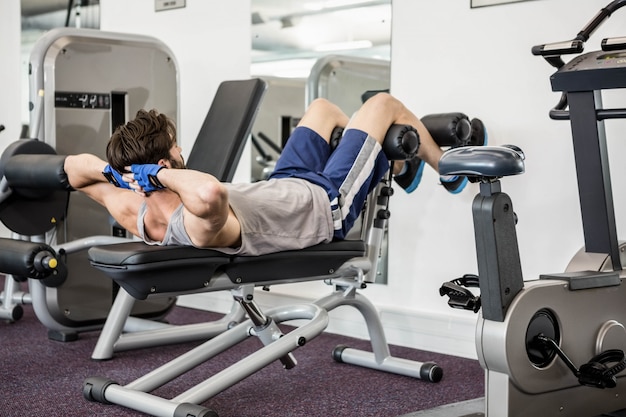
[{"x1": 338, "y1": 135, "x2": 381, "y2": 223}]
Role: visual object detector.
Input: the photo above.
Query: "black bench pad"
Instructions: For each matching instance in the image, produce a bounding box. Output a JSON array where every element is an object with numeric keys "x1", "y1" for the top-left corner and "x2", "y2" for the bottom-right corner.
[{"x1": 88, "y1": 240, "x2": 366, "y2": 300}]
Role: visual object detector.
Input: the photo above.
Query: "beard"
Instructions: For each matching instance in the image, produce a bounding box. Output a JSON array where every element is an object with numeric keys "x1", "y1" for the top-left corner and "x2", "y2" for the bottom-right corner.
[{"x1": 169, "y1": 155, "x2": 186, "y2": 169}]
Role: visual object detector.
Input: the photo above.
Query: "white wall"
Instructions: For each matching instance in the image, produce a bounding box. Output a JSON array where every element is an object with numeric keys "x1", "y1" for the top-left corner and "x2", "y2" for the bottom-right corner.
[
  {"x1": 383, "y1": 0, "x2": 626, "y2": 355},
  {"x1": 100, "y1": 0, "x2": 252, "y2": 181},
  {"x1": 0, "y1": 1, "x2": 22, "y2": 149}
]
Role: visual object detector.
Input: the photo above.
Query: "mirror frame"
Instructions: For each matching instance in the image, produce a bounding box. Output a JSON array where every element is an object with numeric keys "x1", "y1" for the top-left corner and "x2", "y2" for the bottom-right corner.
[{"x1": 471, "y1": 0, "x2": 537, "y2": 8}]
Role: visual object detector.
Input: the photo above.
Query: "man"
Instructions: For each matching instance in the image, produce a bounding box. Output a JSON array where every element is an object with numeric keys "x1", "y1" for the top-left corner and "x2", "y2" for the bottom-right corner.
[{"x1": 64, "y1": 93, "x2": 479, "y2": 256}]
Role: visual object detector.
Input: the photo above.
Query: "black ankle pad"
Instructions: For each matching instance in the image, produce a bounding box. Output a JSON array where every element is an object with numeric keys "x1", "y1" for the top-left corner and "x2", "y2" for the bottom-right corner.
[
  {"x1": 422, "y1": 112, "x2": 471, "y2": 147},
  {"x1": 5, "y1": 154, "x2": 74, "y2": 197},
  {"x1": 0, "y1": 139, "x2": 74, "y2": 197},
  {"x1": 329, "y1": 126, "x2": 344, "y2": 151},
  {"x1": 382, "y1": 124, "x2": 419, "y2": 160}
]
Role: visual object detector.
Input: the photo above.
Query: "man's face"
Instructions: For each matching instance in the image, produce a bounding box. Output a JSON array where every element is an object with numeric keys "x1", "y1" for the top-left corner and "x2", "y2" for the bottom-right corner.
[{"x1": 168, "y1": 144, "x2": 186, "y2": 169}]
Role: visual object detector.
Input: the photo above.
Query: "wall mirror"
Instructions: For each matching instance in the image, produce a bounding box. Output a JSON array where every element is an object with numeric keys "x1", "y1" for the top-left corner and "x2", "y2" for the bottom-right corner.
[
  {"x1": 20, "y1": 0, "x2": 101, "y2": 130},
  {"x1": 251, "y1": 0, "x2": 391, "y2": 77},
  {"x1": 249, "y1": 0, "x2": 392, "y2": 179},
  {"x1": 251, "y1": 0, "x2": 392, "y2": 283},
  {"x1": 471, "y1": 0, "x2": 535, "y2": 7}
]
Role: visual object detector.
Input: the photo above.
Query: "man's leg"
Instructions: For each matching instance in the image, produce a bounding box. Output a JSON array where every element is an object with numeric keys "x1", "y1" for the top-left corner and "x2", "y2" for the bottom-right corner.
[
  {"x1": 346, "y1": 92, "x2": 444, "y2": 172},
  {"x1": 319, "y1": 93, "x2": 438, "y2": 238},
  {"x1": 392, "y1": 114, "x2": 488, "y2": 194},
  {"x1": 351, "y1": 93, "x2": 488, "y2": 194},
  {"x1": 269, "y1": 98, "x2": 349, "y2": 180},
  {"x1": 297, "y1": 98, "x2": 350, "y2": 143},
  {"x1": 323, "y1": 93, "x2": 463, "y2": 238}
]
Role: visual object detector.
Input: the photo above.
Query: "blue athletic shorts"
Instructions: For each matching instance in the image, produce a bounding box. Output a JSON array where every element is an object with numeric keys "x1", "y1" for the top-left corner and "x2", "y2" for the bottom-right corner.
[{"x1": 269, "y1": 126, "x2": 389, "y2": 239}]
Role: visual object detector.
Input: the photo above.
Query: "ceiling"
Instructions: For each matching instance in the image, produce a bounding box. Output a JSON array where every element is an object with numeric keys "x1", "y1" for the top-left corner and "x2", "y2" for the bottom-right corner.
[
  {"x1": 251, "y1": 0, "x2": 391, "y2": 61},
  {"x1": 20, "y1": 0, "x2": 391, "y2": 64}
]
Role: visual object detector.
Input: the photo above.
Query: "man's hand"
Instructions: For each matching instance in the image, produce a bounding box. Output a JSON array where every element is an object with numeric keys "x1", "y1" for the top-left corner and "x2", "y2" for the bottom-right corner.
[
  {"x1": 102, "y1": 164, "x2": 132, "y2": 189},
  {"x1": 130, "y1": 164, "x2": 166, "y2": 193}
]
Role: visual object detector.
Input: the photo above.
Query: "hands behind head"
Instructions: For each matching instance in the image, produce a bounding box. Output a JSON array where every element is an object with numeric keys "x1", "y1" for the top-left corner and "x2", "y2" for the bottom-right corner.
[
  {"x1": 103, "y1": 164, "x2": 132, "y2": 189},
  {"x1": 102, "y1": 164, "x2": 166, "y2": 195},
  {"x1": 130, "y1": 164, "x2": 166, "y2": 193}
]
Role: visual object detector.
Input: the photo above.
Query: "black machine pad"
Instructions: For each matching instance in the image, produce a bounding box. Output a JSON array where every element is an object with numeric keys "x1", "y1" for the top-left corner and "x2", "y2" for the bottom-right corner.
[{"x1": 88, "y1": 240, "x2": 366, "y2": 300}]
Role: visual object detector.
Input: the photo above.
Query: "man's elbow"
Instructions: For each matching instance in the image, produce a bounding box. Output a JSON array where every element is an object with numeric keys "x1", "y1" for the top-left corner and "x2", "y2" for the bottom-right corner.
[
  {"x1": 197, "y1": 181, "x2": 229, "y2": 213},
  {"x1": 65, "y1": 154, "x2": 106, "y2": 190},
  {"x1": 64, "y1": 154, "x2": 83, "y2": 189}
]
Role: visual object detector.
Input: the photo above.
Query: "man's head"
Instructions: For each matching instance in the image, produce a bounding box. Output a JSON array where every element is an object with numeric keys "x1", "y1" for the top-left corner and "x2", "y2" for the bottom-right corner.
[{"x1": 107, "y1": 109, "x2": 185, "y2": 173}]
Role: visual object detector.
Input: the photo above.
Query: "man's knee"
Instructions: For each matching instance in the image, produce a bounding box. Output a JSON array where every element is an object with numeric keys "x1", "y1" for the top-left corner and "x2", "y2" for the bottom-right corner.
[
  {"x1": 359, "y1": 92, "x2": 402, "y2": 119},
  {"x1": 307, "y1": 97, "x2": 329, "y2": 110},
  {"x1": 308, "y1": 98, "x2": 343, "y2": 118},
  {"x1": 303, "y1": 98, "x2": 349, "y2": 132},
  {"x1": 364, "y1": 91, "x2": 395, "y2": 106}
]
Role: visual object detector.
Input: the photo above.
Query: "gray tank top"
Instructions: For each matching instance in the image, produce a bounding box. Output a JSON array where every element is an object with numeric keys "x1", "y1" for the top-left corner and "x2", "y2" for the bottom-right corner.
[
  {"x1": 137, "y1": 202, "x2": 195, "y2": 246},
  {"x1": 137, "y1": 178, "x2": 333, "y2": 256}
]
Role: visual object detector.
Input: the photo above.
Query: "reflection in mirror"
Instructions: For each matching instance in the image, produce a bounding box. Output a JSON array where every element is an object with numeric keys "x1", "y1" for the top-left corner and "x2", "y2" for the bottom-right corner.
[
  {"x1": 250, "y1": 0, "x2": 392, "y2": 180},
  {"x1": 20, "y1": 0, "x2": 100, "y2": 131},
  {"x1": 471, "y1": 0, "x2": 536, "y2": 7},
  {"x1": 252, "y1": 0, "x2": 391, "y2": 75},
  {"x1": 250, "y1": 0, "x2": 392, "y2": 284}
]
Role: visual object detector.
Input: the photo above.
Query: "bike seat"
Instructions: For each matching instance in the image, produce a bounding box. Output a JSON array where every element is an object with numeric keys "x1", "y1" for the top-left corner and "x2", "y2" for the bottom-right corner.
[{"x1": 439, "y1": 145, "x2": 525, "y2": 179}]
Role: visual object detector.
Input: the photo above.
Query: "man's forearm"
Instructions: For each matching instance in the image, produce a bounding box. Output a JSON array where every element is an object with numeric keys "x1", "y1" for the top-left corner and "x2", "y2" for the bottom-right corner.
[
  {"x1": 64, "y1": 154, "x2": 108, "y2": 190},
  {"x1": 156, "y1": 168, "x2": 229, "y2": 221}
]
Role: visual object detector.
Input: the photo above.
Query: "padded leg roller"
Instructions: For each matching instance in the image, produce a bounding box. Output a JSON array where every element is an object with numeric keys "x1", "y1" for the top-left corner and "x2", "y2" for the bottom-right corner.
[
  {"x1": 0, "y1": 140, "x2": 71, "y2": 235},
  {"x1": 0, "y1": 237, "x2": 64, "y2": 281},
  {"x1": 5, "y1": 154, "x2": 73, "y2": 197},
  {"x1": 422, "y1": 112, "x2": 471, "y2": 148},
  {"x1": 329, "y1": 126, "x2": 344, "y2": 151},
  {"x1": 329, "y1": 124, "x2": 419, "y2": 160},
  {"x1": 382, "y1": 124, "x2": 419, "y2": 160}
]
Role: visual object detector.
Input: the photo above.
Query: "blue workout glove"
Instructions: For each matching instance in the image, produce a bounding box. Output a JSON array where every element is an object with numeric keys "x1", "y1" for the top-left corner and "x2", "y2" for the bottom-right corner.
[
  {"x1": 130, "y1": 164, "x2": 166, "y2": 192},
  {"x1": 102, "y1": 164, "x2": 132, "y2": 189}
]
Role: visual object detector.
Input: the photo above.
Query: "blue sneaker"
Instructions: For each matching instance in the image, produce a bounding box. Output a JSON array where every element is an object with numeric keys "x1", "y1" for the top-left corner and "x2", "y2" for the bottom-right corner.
[
  {"x1": 394, "y1": 156, "x2": 425, "y2": 193},
  {"x1": 440, "y1": 175, "x2": 468, "y2": 194},
  {"x1": 440, "y1": 118, "x2": 487, "y2": 194}
]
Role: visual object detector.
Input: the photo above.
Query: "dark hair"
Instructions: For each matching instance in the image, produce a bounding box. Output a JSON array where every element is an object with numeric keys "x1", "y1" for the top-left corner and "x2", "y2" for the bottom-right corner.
[{"x1": 106, "y1": 109, "x2": 177, "y2": 173}]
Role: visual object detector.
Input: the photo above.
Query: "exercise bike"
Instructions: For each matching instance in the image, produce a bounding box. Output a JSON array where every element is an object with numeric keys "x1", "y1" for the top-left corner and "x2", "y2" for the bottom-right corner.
[{"x1": 437, "y1": 1, "x2": 626, "y2": 416}]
